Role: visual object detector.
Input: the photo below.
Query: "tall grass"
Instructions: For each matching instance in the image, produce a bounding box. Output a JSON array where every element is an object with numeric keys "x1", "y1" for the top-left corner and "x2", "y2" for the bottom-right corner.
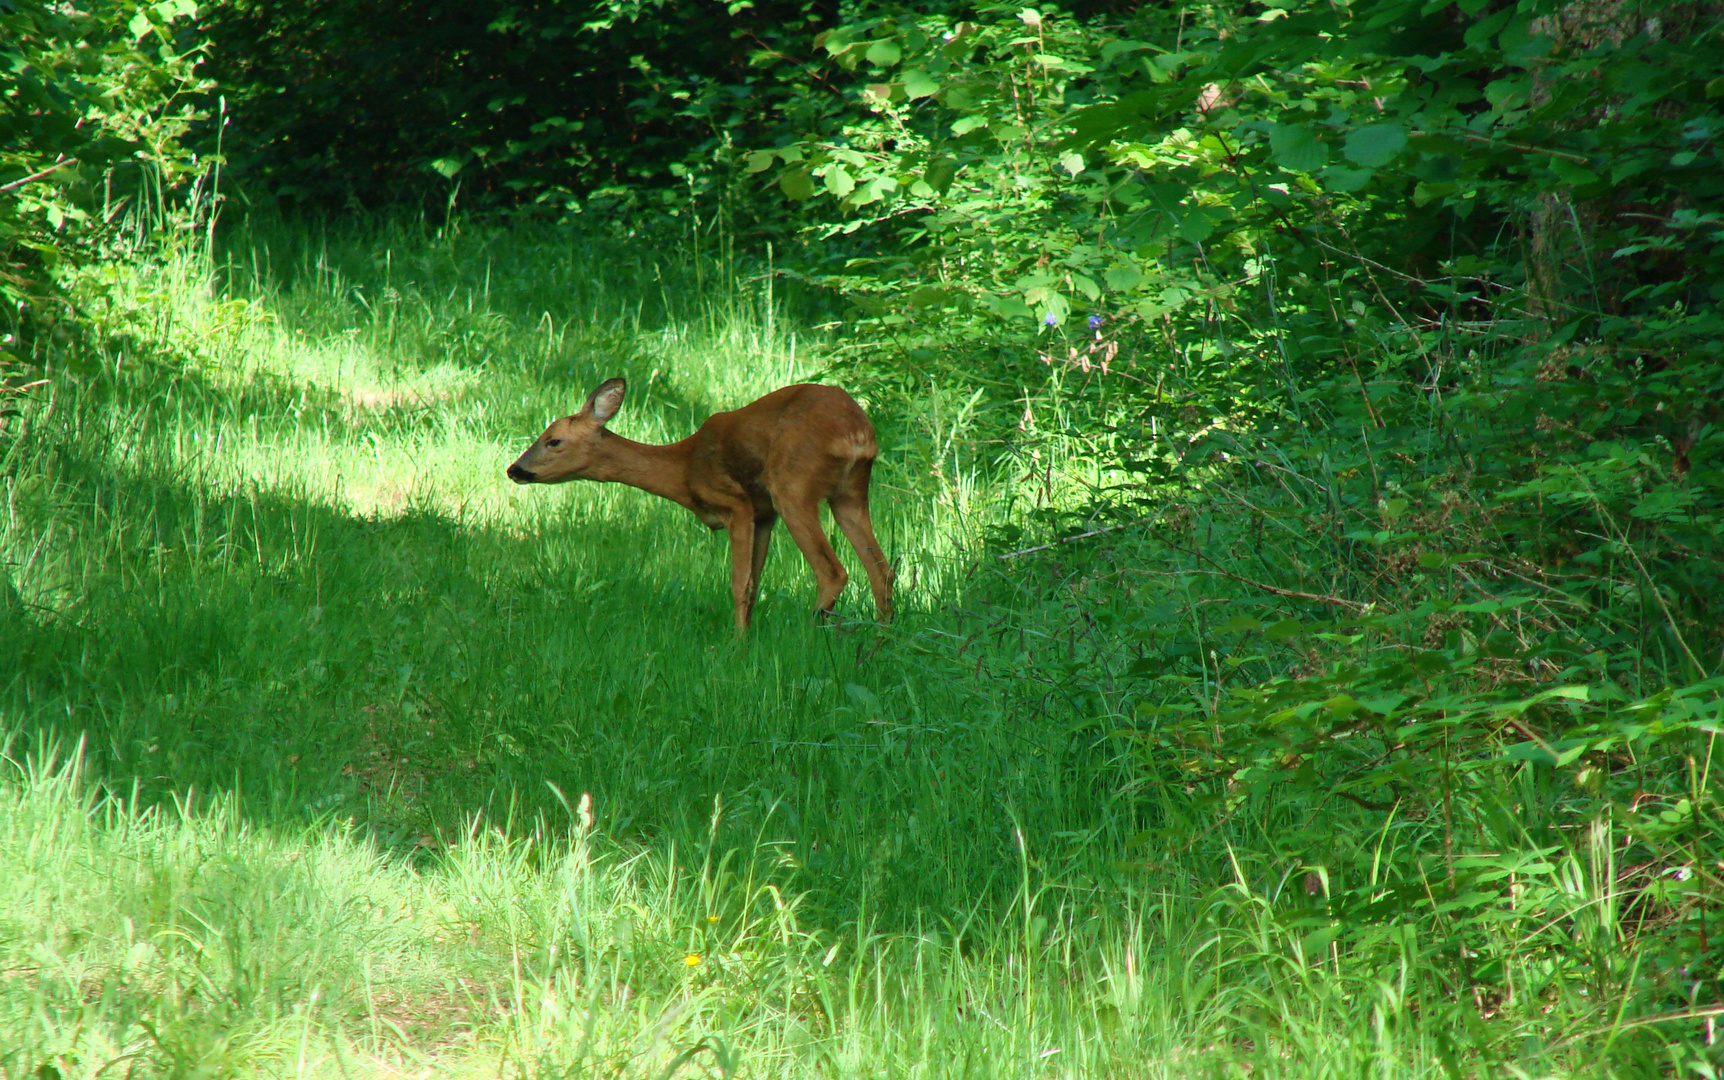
[{"x1": 0, "y1": 213, "x2": 1709, "y2": 1078}]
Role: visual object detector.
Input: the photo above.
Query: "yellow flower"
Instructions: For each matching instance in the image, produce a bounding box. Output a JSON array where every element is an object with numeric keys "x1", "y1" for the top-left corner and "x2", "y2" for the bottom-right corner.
[
  {"x1": 684, "y1": 953, "x2": 702, "y2": 967},
  {"x1": 706, "y1": 915, "x2": 720, "y2": 924}
]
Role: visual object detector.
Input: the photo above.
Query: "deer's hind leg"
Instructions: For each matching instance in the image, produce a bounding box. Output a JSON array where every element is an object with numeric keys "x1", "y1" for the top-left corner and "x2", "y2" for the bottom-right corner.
[
  {"x1": 777, "y1": 493, "x2": 849, "y2": 619},
  {"x1": 829, "y1": 458, "x2": 893, "y2": 623}
]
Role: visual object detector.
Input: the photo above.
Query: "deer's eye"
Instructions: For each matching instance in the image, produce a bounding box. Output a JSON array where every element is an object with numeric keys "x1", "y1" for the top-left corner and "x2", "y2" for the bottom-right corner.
[{"x1": 547, "y1": 438, "x2": 563, "y2": 447}]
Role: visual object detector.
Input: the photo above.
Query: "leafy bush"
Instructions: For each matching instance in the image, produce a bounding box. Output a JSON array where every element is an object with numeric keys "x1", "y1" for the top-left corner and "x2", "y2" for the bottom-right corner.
[
  {"x1": 1, "y1": 0, "x2": 209, "y2": 375},
  {"x1": 196, "y1": 0, "x2": 838, "y2": 214}
]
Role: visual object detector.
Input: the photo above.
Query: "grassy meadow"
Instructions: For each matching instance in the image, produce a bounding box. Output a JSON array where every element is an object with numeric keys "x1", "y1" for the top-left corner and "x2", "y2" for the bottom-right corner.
[{"x1": 0, "y1": 216, "x2": 1710, "y2": 1078}]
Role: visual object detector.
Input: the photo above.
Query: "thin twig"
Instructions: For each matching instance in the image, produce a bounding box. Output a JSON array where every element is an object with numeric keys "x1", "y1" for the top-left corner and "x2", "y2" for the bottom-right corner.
[
  {"x1": 1464, "y1": 561, "x2": 1592, "y2": 605},
  {"x1": 1446, "y1": 131, "x2": 1592, "y2": 164},
  {"x1": 996, "y1": 512, "x2": 1165, "y2": 560},
  {"x1": 1125, "y1": 564, "x2": 1370, "y2": 612},
  {"x1": 1147, "y1": 565, "x2": 1371, "y2": 611},
  {"x1": 1574, "y1": 475, "x2": 1709, "y2": 677},
  {"x1": 1159, "y1": 543, "x2": 1372, "y2": 611},
  {"x1": 0, "y1": 158, "x2": 77, "y2": 195},
  {"x1": 1548, "y1": 1004, "x2": 1724, "y2": 1051},
  {"x1": 1333, "y1": 788, "x2": 1400, "y2": 812}
]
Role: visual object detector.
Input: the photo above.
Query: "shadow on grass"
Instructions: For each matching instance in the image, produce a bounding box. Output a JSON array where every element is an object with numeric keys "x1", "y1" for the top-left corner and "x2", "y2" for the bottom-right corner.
[{"x1": 4, "y1": 444, "x2": 1090, "y2": 927}]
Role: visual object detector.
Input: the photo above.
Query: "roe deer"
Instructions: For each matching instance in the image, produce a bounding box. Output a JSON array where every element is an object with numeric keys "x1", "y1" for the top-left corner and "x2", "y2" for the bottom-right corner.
[{"x1": 506, "y1": 379, "x2": 893, "y2": 635}]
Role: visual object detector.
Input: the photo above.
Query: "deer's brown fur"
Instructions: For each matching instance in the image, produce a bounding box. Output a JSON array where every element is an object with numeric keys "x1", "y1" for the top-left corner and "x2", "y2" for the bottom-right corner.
[{"x1": 507, "y1": 379, "x2": 893, "y2": 635}]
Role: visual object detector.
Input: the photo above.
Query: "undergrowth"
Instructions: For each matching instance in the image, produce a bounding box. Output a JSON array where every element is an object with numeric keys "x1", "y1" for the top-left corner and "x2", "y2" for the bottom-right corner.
[{"x1": 0, "y1": 211, "x2": 1719, "y2": 1078}]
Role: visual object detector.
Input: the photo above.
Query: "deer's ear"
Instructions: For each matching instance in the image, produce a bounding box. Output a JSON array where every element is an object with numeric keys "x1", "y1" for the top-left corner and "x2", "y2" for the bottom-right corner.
[{"x1": 584, "y1": 378, "x2": 626, "y2": 425}]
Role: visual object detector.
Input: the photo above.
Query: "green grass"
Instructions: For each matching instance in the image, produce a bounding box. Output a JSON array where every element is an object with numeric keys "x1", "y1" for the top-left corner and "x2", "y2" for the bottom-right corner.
[{"x1": 0, "y1": 215, "x2": 1710, "y2": 1078}]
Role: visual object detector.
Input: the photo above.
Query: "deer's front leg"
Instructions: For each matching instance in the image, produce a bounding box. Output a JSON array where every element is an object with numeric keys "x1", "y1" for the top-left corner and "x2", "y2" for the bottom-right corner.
[{"x1": 726, "y1": 516, "x2": 757, "y2": 635}]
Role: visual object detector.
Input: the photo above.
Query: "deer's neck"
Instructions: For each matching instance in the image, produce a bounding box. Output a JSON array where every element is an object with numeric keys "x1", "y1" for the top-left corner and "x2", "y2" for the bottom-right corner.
[{"x1": 589, "y1": 433, "x2": 697, "y2": 511}]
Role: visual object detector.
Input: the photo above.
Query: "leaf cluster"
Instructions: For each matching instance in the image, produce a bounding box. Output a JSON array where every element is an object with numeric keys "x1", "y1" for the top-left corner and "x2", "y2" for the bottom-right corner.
[{"x1": 1, "y1": 0, "x2": 209, "y2": 370}]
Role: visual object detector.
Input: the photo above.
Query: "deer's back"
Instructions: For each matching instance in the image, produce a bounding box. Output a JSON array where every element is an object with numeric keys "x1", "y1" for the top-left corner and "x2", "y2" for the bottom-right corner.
[{"x1": 687, "y1": 384, "x2": 876, "y2": 506}]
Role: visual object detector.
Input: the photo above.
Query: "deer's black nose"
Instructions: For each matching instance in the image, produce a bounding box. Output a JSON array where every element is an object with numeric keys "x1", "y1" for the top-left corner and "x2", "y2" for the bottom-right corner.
[{"x1": 507, "y1": 463, "x2": 534, "y2": 483}]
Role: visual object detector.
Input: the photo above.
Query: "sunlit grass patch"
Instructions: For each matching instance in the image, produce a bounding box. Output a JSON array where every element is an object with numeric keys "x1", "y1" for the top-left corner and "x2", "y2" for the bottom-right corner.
[
  {"x1": 0, "y1": 212, "x2": 1705, "y2": 1079},
  {"x1": 0, "y1": 740, "x2": 1174, "y2": 1079}
]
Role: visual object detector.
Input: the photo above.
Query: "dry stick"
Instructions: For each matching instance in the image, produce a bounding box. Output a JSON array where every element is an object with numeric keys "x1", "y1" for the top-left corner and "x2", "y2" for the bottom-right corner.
[
  {"x1": 1162, "y1": 543, "x2": 1372, "y2": 611},
  {"x1": 1464, "y1": 560, "x2": 1592, "y2": 605},
  {"x1": 1547, "y1": 1004, "x2": 1724, "y2": 1052},
  {"x1": 996, "y1": 512, "x2": 1167, "y2": 560},
  {"x1": 1447, "y1": 130, "x2": 1592, "y2": 164},
  {"x1": 0, "y1": 157, "x2": 77, "y2": 195},
  {"x1": 1164, "y1": 566, "x2": 1369, "y2": 612}
]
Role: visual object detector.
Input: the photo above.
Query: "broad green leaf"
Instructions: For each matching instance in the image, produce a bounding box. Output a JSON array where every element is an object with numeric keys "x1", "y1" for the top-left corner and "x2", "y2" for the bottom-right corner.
[
  {"x1": 864, "y1": 39, "x2": 901, "y2": 67},
  {"x1": 744, "y1": 150, "x2": 775, "y2": 174},
  {"x1": 430, "y1": 157, "x2": 466, "y2": 178},
  {"x1": 824, "y1": 166, "x2": 855, "y2": 198},
  {"x1": 1320, "y1": 165, "x2": 1374, "y2": 192},
  {"x1": 850, "y1": 175, "x2": 895, "y2": 206},
  {"x1": 1038, "y1": 293, "x2": 1070, "y2": 325},
  {"x1": 778, "y1": 168, "x2": 815, "y2": 201},
  {"x1": 1104, "y1": 265, "x2": 1144, "y2": 291},
  {"x1": 1324, "y1": 694, "x2": 1362, "y2": 717},
  {"x1": 1360, "y1": 693, "x2": 1407, "y2": 715},
  {"x1": 1058, "y1": 150, "x2": 1085, "y2": 176},
  {"x1": 924, "y1": 157, "x2": 957, "y2": 193},
  {"x1": 1551, "y1": 158, "x2": 1600, "y2": 187},
  {"x1": 1176, "y1": 211, "x2": 1214, "y2": 244},
  {"x1": 1463, "y1": 7, "x2": 1513, "y2": 48},
  {"x1": 1302, "y1": 925, "x2": 1341, "y2": 956},
  {"x1": 982, "y1": 293, "x2": 1035, "y2": 319},
  {"x1": 1413, "y1": 180, "x2": 1459, "y2": 205},
  {"x1": 1498, "y1": 14, "x2": 1551, "y2": 60},
  {"x1": 1343, "y1": 123, "x2": 1406, "y2": 167},
  {"x1": 1071, "y1": 272, "x2": 1100, "y2": 301},
  {"x1": 1269, "y1": 123, "x2": 1329, "y2": 173},
  {"x1": 902, "y1": 69, "x2": 939, "y2": 100}
]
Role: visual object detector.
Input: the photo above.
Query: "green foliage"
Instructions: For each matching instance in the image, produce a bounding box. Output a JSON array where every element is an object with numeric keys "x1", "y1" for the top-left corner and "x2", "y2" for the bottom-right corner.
[
  {"x1": 4, "y1": 214, "x2": 1718, "y2": 1076},
  {"x1": 6, "y1": 0, "x2": 1723, "y2": 1072},
  {"x1": 755, "y1": 0, "x2": 1720, "y2": 381},
  {"x1": 756, "y1": 0, "x2": 1724, "y2": 728},
  {"x1": 0, "y1": 0, "x2": 209, "y2": 371},
  {"x1": 198, "y1": 0, "x2": 837, "y2": 214}
]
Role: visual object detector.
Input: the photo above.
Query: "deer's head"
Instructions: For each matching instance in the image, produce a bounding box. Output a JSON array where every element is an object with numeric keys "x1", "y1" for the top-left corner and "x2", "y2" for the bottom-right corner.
[{"x1": 506, "y1": 378, "x2": 626, "y2": 484}]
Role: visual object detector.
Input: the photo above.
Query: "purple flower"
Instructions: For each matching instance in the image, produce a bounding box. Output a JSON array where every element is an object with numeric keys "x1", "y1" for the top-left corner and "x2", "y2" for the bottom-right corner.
[
  {"x1": 1043, "y1": 312, "x2": 1059, "y2": 327},
  {"x1": 1088, "y1": 314, "x2": 1104, "y2": 331}
]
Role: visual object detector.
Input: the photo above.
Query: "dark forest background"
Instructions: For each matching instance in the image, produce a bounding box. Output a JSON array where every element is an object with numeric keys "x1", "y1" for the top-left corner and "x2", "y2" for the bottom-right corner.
[{"x1": 4, "y1": 0, "x2": 1724, "y2": 1073}]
